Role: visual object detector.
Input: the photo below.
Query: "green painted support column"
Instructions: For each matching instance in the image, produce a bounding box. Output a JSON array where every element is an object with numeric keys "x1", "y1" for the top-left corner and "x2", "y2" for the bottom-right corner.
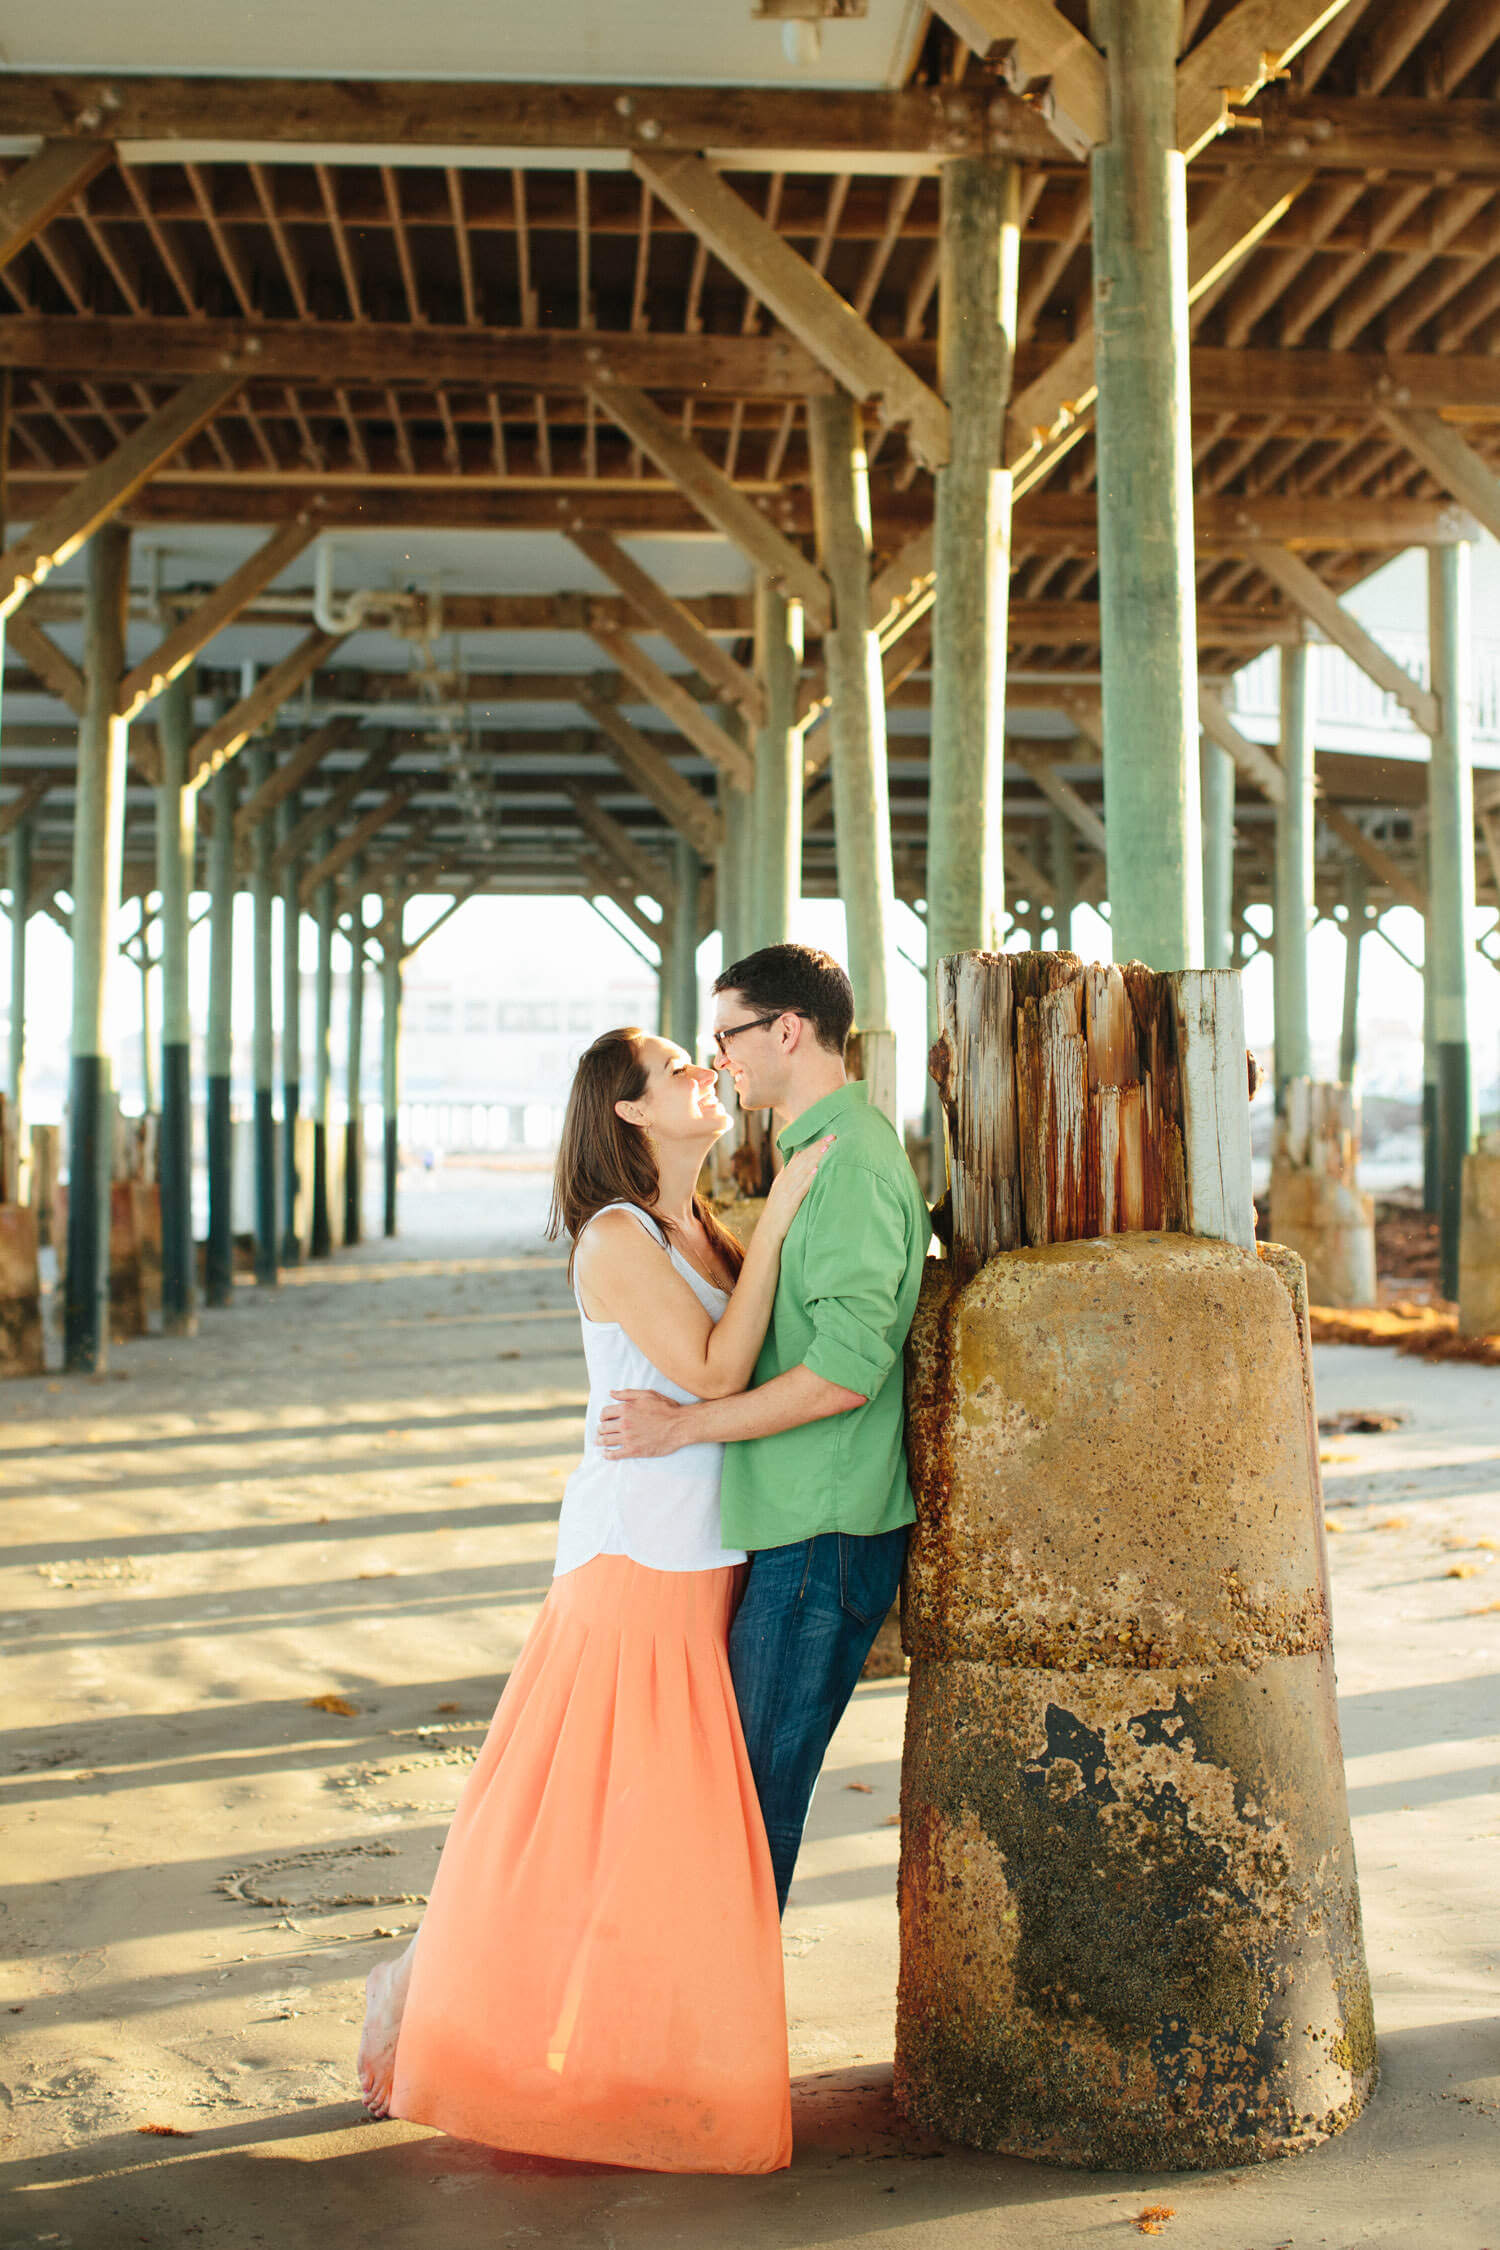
[
  {"x1": 156, "y1": 673, "x2": 197, "y2": 1337},
  {"x1": 717, "y1": 781, "x2": 750, "y2": 972},
  {"x1": 64, "y1": 520, "x2": 131, "y2": 1374},
  {"x1": 310, "y1": 839, "x2": 335, "y2": 1259},
  {"x1": 1421, "y1": 955, "x2": 1438, "y2": 1215},
  {"x1": 671, "y1": 836, "x2": 701, "y2": 1055},
  {"x1": 249, "y1": 745, "x2": 278, "y2": 1287},
  {"x1": 751, "y1": 578, "x2": 804, "y2": 949},
  {"x1": 1427, "y1": 540, "x2": 1477, "y2": 1299},
  {"x1": 205, "y1": 759, "x2": 237, "y2": 1308},
  {"x1": 1274, "y1": 639, "x2": 1315, "y2": 1094},
  {"x1": 135, "y1": 904, "x2": 156, "y2": 1114},
  {"x1": 1049, "y1": 810, "x2": 1078, "y2": 952},
  {"x1": 8, "y1": 815, "x2": 30, "y2": 1130},
  {"x1": 279, "y1": 791, "x2": 303, "y2": 1265},
  {"x1": 1339, "y1": 859, "x2": 1366, "y2": 1087},
  {"x1": 1090, "y1": 0, "x2": 1202, "y2": 970},
  {"x1": 807, "y1": 390, "x2": 897, "y2": 1087},
  {"x1": 382, "y1": 899, "x2": 403, "y2": 1240},
  {"x1": 1200, "y1": 731, "x2": 1236, "y2": 971},
  {"x1": 928, "y1": 155, "x2": 1019, "y2": 979},
  {"x1": 344, "y1": 870, "x2": 365, "y2": 1248}
]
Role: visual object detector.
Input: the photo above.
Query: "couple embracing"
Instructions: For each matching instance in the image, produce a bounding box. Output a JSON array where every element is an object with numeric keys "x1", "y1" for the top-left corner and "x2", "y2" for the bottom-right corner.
[{"x1": 358, "y1": 944, "x2": 930, "y2": 2174}]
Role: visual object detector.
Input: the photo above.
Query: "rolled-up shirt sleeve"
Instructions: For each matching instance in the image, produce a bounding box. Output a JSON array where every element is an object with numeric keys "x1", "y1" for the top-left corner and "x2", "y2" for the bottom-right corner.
[{"x1": 798, "y1": 1165, "x2": 913, "y2": 1400}]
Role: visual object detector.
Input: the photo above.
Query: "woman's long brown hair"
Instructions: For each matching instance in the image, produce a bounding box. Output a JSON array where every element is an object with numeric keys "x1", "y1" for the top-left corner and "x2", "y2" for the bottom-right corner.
[{"x1": 545, "y1": 1027, "x2": 746, "y2": 1285}]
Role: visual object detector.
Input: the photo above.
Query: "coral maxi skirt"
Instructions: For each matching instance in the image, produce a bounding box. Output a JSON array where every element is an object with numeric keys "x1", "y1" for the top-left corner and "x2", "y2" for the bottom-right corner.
[{"x1": 390, "y1": 1553, "x2": 792, "y2": 2173}]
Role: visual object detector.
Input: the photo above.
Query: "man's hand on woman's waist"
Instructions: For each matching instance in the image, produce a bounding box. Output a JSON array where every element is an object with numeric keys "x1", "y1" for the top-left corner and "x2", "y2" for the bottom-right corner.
[{"x1": 597, "y1": 1363, "x2": 866, "y2": 1458}]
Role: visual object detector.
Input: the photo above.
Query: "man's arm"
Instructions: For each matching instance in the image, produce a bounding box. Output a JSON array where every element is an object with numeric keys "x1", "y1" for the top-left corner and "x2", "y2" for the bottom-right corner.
[{"x1": 599, "y1": 1363, "x2": 863, "y2": 1458}]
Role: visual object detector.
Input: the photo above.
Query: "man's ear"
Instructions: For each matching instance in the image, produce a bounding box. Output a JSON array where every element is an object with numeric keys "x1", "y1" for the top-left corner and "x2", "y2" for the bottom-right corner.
[{"x1": 779, "y1": 1011, "x2": 805, "y2": 1053}]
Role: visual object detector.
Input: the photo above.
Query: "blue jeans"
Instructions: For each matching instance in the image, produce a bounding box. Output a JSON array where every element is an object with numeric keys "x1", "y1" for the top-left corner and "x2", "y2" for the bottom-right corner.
[{"x1": 729, "y1": 1526, "x2": 910, "y2": 1915}]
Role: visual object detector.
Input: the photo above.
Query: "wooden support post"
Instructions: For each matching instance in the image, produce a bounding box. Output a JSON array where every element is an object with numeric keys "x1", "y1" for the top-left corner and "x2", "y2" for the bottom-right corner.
[
  {"x1": 900, "y1": 948, "x2": 1374, "y2": 2167},
  {"x1": 345, "y1": 868, "x2": 366, "y2": 1248},
  {"x1": 156, "y1": 671, "x2": 197, "y2": 1336},
  {"x1": 1090, "y1": 1, "x2": 1202, "y2": 970},
  {"x1": 750, "y1": 577, "x2": 803, "y2": 950},
  {"x1": 1275, "y1": 639, "x2": 1315, "y2": 1091},
  {"x1": 135, "y1": 907, "x2": 157, "y2": 1116},
  {"x1": 1048, "y1": 808, "x2": 1077, "y2": 952},
  {"x1": 1339, "y1": 859, "x2": 1365, "y2": 1087},
  {"x1": 64, "y1": 522, "x2": 130, "y2": 1374},
  {"x1": 382, "y1": 900, "x2": 402, "y2": 1240},
  {"x1": 7, "y1": 816, "x2": 29, "y2": 1142},
  {"x1": 1200, "y1": 728, "x2": 1236, "y2": 970},
  {"x1": 1270, "y1": 1077, "x2": 1377, "y2": 1309},
  {"x1": 249, "y1": 745, "x2": 278, "y2": 1287},
  {"x1": 1428, "y1": 541, "x2": 1477, "y2": 1299},
  {"x1": 670, "y1": 837, "x2": 701, "y2": 1057},
  {"x1": 279, "y1": 790, "x2": 304, "y2": 1265},
  {"x1": 807, "y1": 391, "x2": 897, "y2": 1115},
  {"x1": 310, "y1": 838, "x2": 335, "y2": 1259},
  {"x1": 717, "y1": 783, "x2": 750, "y2": 972},
  {"x1": 929, "y1": 157, "x2": 1019, "y2": 984},
  {"x1": 205, "y1": 758, "x2": 236, "y2": 1308}
]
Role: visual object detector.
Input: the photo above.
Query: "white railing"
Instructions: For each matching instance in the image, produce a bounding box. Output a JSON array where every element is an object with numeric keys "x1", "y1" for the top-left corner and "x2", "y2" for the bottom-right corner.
[{"x1": 1230, "y1": 634, "x2": 1500, "y2": 742}]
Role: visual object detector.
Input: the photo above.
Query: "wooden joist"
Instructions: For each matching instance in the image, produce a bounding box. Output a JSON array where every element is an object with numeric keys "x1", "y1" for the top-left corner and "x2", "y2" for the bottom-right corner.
[
  {"x1": 0, "y1": 372, "x2": 243, "y2": 620},
  {"x1": 0, "y1": 138, "x2": 114, "y2": 269},
  {"x1": 634, "y1": 150, "x2": 950, "y2": 470},
  {"x1": 1175, "y1": 1, "x2": 1357, "y2": 160},
  {"x1": 928, "y1": 0, "x2": 1107, "y2": 157}
]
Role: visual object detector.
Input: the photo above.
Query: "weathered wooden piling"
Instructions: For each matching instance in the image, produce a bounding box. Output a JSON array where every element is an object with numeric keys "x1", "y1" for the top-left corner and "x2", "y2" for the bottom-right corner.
[
  {"x1": 156, "y1": 673, "x2": 197, "y2": 1336},
  {"x1": 1269, "y1": 1079, "x2": 1377, "y2": 1310},
  {"x1": 1458, "y1": 1141, "x2": 1500, "y2": 1337},
  {"x1": 310, "y1": 841, "x2": 335, "y2": 1259},
  {"x1": 344, "y1": 871, "x2": 366, "y2": 1248},
  {"x1": 896, "y1": 950, "x2": 1374, "y2": 2171},
  {"x1": 0, "y1": 1199, "x2": 43, "y2": 1376},
  {"x1": 382, "y1": 898, "x2": 402, "y2": 1240},
  {"x1": 279, "y1": 792, "x2": 304, "y2": 1265},
  {"x1": 249, "y1": 745, "x2": 278, "y2": 1287},
  {"x1": 204, "y1": 759, "x2": 236, "y2": 1309}
]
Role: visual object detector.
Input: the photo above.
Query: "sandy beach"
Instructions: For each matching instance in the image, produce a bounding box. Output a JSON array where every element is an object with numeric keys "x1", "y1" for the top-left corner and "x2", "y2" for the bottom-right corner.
[{"x1": 2, "y1": 1165, "x2": 1497, "y2": 2249}]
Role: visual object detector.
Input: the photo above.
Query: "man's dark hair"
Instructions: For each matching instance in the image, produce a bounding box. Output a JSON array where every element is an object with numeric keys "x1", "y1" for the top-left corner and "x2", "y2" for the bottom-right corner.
[{"x1": 714, "y1": 944, "x2": 854, "y2": 1058}]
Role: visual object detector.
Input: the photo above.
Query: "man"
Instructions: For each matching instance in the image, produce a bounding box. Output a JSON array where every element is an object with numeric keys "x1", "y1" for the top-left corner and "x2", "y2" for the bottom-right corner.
[{"x1": 598, "y1": 943, "x2": 930, "y2": 1912}]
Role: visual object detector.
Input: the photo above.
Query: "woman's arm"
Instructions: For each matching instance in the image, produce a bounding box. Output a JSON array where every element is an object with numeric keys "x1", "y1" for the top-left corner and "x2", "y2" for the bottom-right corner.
[{"x1": 573, "y1": 1136, "x2": 833, "y2": 1400}]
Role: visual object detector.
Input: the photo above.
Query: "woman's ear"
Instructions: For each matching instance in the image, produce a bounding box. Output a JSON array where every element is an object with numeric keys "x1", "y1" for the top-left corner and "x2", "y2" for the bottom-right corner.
[{"x1": 614, "y1": 1098, "x2": 642, "y2": 1127}]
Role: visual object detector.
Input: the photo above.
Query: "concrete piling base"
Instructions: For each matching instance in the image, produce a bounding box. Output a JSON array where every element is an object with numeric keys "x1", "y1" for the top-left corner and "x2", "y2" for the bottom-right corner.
[
  {"x1": 0, "y1": 1203, "x2": 44, "y2": 1375},
  {"x1": 1268, "y1": 1165, "x2": 1377, "y2": 1310},
  {"x1": 1458, "y1": 1149, "x2": 1500, "y2": 1337},
  {"x1": 896, "y1": 1232, "x2": 1375, "y2": 2169}
]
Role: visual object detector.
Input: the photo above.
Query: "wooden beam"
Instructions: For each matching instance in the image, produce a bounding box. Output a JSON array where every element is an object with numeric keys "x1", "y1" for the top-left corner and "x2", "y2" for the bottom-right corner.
[
  {"x1": 1021, "y1": 491, "x2": 1475, "y2": 552},
  {"x1": 577, "y1": 684, "x2": 724, "y2": 859},
  {"x1": 1320, "y1": 801, "x2": 1428, "y2": 912},
  {"x1": 634, "y1": 151, "x2": 950, "y2": 470},
  {"x1": 0, "y1": 772, "x2": 53, "y2": 840},
  {"x1": 0, "y1": 316, "x2": 827, "y2": 397},
  {"x1": 0, "y1": 75, "x2": 1033, "y2": 162},
  {"x1": 588, "y1": 379, "x2": 830, "y2": 628},
  {"x1": 869, "y1": 526, "x2": 935, "y2": 640},
  {"x1": 0, "y1": 372, "x2": 242, "y2": 620},
  {"x1": 186, "y1": 627, "x2": 345, "y2": 788},
  {"x1": 115, "y1": 516, "x2": 319, "y2": 724},
  {"x1": 1198, "y1": 687, "x2": 1288, "y2": 806},
  {"x1": 1008, "y1": 746, "x2": 1108, "y2": 853},
  {"x1": 586, "y1": 621, "x2": 754, "y2": 790},
  {"x1": 927, "y1": 0, "x2": 1108, "y2": 156},
  {"x1": 270, "y1": 740, "x2": 400, "y2": 870},
  {"x1": 1247, "y1": 542, "x2": 1441, "y2": 735},
  {"x1": 579, "y1": 852, "x2": 669, "y2": 949},
  {"x1": 299, "y1": 780, "x2": 423, "y2": 904},
  {"x1": 232, "y1": 717, "x2": 360, "y2": 840},
  {"x1": 567, "y1": 531, "x2": 763, "y2": 726},
  {"x1": 1176, "y1": 2, "x2": 1356, "y2": 160},
  {"x1": 1254, "y1": 95, "x2": 1500, "y2": 178},
  {"x1": 6, "y1": 611, "x2": 84, "y2": 714},
  {"x1": 1381, "y1": 408, "x2": 1500, "y2": 546},
  {"x1": 565, "y1": 784, "x2": 668, "y2": 901},
  {"x1": 400, "y1": 879, "x2": 483, "y2": 961},
  {"x1": 0, "y1": 139, "x2": 114, "y2": 269}
]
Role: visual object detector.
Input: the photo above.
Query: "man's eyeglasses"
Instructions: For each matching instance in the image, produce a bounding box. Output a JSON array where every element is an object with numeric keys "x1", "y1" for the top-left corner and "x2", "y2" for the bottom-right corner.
[{"x1": 711, "y1": 1011, "x2": 794, "y2": 1058}]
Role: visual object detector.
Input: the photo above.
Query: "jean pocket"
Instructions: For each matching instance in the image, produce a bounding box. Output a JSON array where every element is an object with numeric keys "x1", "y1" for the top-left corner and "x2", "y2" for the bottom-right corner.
[{"x1": 837, "y1": 1529, "x2": 905, "y2": 1625}]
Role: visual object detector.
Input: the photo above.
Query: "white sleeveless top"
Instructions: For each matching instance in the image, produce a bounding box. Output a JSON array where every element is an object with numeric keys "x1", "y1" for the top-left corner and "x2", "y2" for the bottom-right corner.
[{"x1": 553, "y1": 1201, "x2": 747, "y2": 1578}]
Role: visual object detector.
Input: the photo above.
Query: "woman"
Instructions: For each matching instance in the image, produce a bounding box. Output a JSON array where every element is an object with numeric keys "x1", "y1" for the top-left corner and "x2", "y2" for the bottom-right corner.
[{"x1": 356, "y1": 1027, "x2": 833, "y2": 2173}]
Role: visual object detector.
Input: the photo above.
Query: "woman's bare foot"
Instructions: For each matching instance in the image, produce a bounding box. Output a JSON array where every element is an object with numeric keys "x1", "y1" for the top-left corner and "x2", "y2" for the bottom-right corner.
[{"x1": 357, "y1": 1938, "x2": 416, "y2": 2117}]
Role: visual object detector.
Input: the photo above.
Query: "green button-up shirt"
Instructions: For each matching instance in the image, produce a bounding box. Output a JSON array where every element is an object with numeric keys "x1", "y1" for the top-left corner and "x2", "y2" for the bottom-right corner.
[{"x1": 719, "y1": 1080, "x2": 930, "y2": 1551}]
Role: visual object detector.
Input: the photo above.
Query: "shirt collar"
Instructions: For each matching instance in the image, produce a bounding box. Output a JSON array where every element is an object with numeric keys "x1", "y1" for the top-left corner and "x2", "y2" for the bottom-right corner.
[{"x1": 777, "y1": 1079, "x2": 868, "y2": 1155}]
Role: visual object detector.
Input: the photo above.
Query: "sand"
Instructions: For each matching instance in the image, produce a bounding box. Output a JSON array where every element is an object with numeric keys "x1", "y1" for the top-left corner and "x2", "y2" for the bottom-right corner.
[{"x1": 2, "y1": 1166, "x2": 1497, "y2": 2249}]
